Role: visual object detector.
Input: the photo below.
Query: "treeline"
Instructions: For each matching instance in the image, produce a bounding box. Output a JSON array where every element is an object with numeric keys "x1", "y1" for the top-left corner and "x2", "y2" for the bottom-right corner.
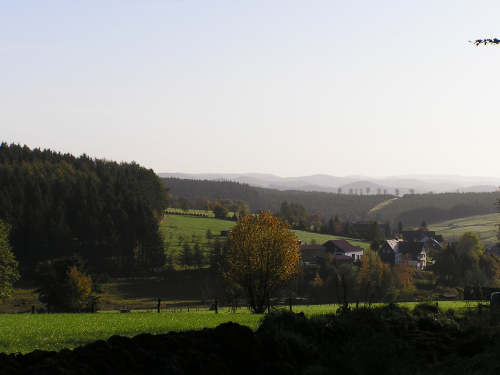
[
  {"x1": 277, "y1": 201, "x2": 390, "y2": 241},
  {"x1": 162, "y1": 178, "x2": 392, "y2": 221},
  {"x1": 168, "y1": 197, "x2": 249, "y2": 218},
  {"x1": 0, "y1": 143, "x2": 168, "y2": 276},
  {"x1": 368, "y1": 192, "x2": 500, "y2": 227}
]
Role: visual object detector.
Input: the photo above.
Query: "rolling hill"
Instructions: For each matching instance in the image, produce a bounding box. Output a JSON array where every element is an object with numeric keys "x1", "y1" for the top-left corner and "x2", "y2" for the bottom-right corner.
[
  {"x1": 367, "y1": 192, "x2": 500, "y2": 227},
  {"x1": 429, "y1": 213, "x2": 500, "y2": 246}
]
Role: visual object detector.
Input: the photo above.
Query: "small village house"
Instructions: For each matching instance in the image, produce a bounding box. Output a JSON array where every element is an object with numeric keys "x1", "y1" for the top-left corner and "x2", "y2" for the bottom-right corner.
[
  {"x1": 379, "y1": 229, "x2": 442, "y2": 270},
  {"x1": 300, "y1": 239, "x2": 364, "y2": 268}
]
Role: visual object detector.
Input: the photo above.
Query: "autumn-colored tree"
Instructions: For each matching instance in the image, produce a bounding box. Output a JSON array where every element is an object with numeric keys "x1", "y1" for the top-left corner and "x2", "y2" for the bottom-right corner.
[
  {"x1": 0, "y1": 221, "x2": 19, "y2": 300},
  {"x1": 392, "y1": 255, "x2": 415, "y2": 289},
  {"x1": 358, "y1": 250, "x2": 392, "y2": 304},
  {"x1": 224, "y1": 211, "x2": 300, "y2": 313},
  {"x1": 65, "y1": 266, "x2": 93, "y2": 311},
  {"x1": 309, "y1": 272, "x2": 325, "y2": 303},
  {"x1": 37, "y1": 257, "x2": 95, "y2": 312},
  {"x1": 310, "y1": 272, "x2": 324, "y2": 288}
]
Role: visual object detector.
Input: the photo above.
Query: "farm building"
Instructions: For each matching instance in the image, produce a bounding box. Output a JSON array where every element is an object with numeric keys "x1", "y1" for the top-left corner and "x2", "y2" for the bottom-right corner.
[
  {"x1": 379, "y1": 230, "x2": 442, "y2": 270},
  {"x1": 323, "y1": 239, "x2": 364, "y2": 261},
  {"x1": 300, "y1": 239, "x2": 364, "y2": 267}
]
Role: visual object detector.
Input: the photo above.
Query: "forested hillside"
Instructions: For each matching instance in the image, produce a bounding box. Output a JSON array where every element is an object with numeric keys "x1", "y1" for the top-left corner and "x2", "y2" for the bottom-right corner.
[
  {"x1": 0, "y1": 143, "x2": 168, "y2": 275},
  {"x1": 368, "y1": 192, "x2": 500, "y2": 227},
  {"x1": 162, "y1": 178, "x2": 392, "y2": 221},
  {"x1": 163, "y1": 178, "x2": 500, "y2": 228}
]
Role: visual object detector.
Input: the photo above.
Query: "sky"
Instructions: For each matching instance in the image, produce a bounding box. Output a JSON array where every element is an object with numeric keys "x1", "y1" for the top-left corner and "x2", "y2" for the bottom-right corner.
[{"x1": 1, "y1": 1, "x2": 500, "y2": 177}]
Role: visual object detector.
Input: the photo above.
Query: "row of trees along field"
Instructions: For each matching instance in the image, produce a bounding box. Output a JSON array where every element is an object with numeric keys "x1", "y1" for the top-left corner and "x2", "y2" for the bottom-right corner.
[
  {"x1": 0, "y1": 143, "x2": 168, "y2": 276},
  {"x1": 277, "y1": 201, "x2": 392, "y2": 241},
  {"x1": 168, "y1": 197, "x2": 250, "y2": 219}
]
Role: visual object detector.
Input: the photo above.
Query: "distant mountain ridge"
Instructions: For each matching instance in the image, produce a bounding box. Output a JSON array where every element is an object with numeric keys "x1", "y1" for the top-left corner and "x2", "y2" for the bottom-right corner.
[{"x1": 159, "y1": 173, "x2": 500, "y2": 194}]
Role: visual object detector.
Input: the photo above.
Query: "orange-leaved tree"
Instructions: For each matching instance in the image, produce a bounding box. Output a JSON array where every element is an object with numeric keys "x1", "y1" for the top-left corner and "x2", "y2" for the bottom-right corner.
[
  {"x1": 358, "y1": 249, "x2": 392, "y2": 304},
  {"x1": 224, "y1": 211, "x2": 300, "y2": 313},
  {"x1": 37, "y1": 257, "x2": 95, "y2": 312},
  {"x1": 392, "y1": 255, "x2": 415, "y2": 290}
]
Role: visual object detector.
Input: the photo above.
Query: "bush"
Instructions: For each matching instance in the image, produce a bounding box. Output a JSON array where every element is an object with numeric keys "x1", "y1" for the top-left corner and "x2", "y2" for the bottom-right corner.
[{"x1": 36, "y1": 257, "x2": 97, "y2": 312}]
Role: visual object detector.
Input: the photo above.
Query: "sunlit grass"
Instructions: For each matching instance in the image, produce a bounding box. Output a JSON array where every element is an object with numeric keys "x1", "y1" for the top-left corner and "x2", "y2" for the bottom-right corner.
[{"x1": 0, "y1": 301, "x2": 480, "y2": 354}]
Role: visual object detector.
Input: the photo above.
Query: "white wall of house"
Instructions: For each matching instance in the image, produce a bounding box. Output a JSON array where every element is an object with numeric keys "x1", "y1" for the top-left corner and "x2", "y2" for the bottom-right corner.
[{"x1": 342, "y1": 250, "x2": 363, "y2": 261}]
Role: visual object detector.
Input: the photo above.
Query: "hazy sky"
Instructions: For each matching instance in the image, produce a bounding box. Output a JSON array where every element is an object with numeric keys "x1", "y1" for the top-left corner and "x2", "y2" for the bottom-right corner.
[{"x1": 1, "y1": 1, "x2": 500, "y2": 177}]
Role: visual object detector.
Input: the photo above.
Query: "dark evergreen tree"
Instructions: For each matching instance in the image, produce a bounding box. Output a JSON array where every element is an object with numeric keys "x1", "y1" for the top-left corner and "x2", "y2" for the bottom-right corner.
[
  {"x1": 180, "y1": 243, "x2": 193, "y2": 268},
  {"x1": 0, "y1": 220, "x2": 19, "y2": 300},
  {"x1": 193, "y1": 243, "x2": 204, "y2": 269},
  {"x1": 398, "y1": 221, "x2": 404, "y2": 234}
]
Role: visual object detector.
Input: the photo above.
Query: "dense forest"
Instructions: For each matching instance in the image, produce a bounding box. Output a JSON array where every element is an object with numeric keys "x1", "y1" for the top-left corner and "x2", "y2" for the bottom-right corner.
[
  {"x1": 162, "y1": 178, "x2": 392, "y2": 221},
  {"x1": 0, "y1": 143, "x2": 168, "y2": 276},
  {"x1": 367, "y1": 192, "x2": 500, "y2": 227}
]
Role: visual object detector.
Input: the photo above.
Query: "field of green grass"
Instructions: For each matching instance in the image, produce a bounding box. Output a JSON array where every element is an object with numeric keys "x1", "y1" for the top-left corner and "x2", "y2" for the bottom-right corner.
[
  {"x1": 160, "y1": 214, "x2": 234, "y2": 258},
  {"x1": 429, "y1": 213, "x2": 500, "y2": 246},
  {"x1": 0, "y1": 301, "x2": 479, "y2": 354},
  {"x1": 160, "y1": 214, "x2": 370, "y2": 260},
  {"x1": 293, "y1": 231, "x2": 370, "y2": 250}
]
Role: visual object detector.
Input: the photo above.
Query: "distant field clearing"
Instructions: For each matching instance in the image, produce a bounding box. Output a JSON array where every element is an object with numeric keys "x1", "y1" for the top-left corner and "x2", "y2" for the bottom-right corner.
[{"x1": 429, "y1": 213, "x2": 500, "y2": 246}]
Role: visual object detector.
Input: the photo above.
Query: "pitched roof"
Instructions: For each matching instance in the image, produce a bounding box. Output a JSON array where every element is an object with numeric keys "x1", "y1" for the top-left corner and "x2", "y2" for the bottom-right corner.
[
  {"x1": 398, "y1": 242, "x2": 425, "y2": 260},
  {"x1": 424, "y1": 238, "x2": 442, "y2": 249},
  {"x1": 385, "y1": 239, "x2": 403, "y2": 251},
  {"x1": 323, "y1": 239, "x2": 363, "y2": 253},
  {"x1": 402, "y1": 230, "x2": 437, "y2": 243}
]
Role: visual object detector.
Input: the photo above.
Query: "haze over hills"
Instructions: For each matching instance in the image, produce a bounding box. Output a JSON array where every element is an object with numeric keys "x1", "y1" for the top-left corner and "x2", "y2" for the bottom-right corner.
[{"x1": 158, "y1": 173, "x2": 500, "y2": 194}]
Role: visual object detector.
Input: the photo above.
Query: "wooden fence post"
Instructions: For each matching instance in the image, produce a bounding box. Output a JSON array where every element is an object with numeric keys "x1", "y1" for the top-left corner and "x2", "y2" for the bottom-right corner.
[{"x1": 157, "y1": 298, "x2": 161, "y2": 313}]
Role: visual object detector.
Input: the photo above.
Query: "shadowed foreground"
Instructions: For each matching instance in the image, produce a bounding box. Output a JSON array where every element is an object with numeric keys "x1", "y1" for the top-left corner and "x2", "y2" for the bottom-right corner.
[{"x1": 2, "y1": 305, "x2": 500, "y2": 375}]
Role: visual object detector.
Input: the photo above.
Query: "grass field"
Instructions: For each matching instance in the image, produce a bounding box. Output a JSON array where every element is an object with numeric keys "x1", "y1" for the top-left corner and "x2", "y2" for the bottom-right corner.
[
  {"x1": 429, "y1": 213, "x2": 500, "y2": 246},
  {"x1": 160, "y1": 214, "x2": 234, "y2": 258},
  {"x1": 0, "y1": 301, "x2": 479, "y2": 354},
  {"x1": 160, "y1": 214, "x2": 370, "y2": 260}
]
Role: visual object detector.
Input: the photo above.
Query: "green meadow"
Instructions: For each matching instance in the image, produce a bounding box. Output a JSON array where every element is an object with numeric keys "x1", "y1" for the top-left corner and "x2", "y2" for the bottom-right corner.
[
  {"x1": 429, "y1": 213, "x2": 500, "y2": 246},
  {"x1": 0, "y1": 301, "x2": 479, "y2": 354},
  {"x1": 160, "y1": 214, "x2": 370, "y2": 259}
]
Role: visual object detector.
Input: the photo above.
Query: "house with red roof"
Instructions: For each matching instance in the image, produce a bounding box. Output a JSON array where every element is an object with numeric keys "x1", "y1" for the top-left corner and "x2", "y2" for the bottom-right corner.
[
  {"x1": 323, "y1": 239, "x2": 364, "y2": 261},
  {"x1": 299, "y1": 239, "x2": 364, "y2": 267}
]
